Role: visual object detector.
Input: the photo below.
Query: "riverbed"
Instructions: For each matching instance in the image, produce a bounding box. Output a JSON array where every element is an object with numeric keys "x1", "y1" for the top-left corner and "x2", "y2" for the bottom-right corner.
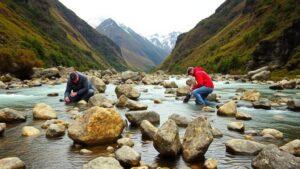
[{"x1": 0, "y1": 78, "x2": 299, "y2": 169}]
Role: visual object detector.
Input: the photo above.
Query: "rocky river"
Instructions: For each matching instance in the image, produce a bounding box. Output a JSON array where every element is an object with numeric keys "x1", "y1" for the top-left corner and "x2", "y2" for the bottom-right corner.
[{"x1": 0, "y1": 68, "x2": 300, "y2": 169}]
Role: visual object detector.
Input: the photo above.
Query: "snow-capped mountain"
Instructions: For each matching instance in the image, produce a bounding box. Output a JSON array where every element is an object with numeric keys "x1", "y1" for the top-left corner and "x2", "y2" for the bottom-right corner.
[{"x1": 148, "y1": 32, "x2": 181, "y2": 54}]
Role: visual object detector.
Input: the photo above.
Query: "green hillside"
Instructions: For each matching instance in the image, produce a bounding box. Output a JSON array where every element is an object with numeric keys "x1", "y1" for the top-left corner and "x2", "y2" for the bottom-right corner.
[
  {"x1": 160, "y1": 0, "x2": 300, "y2": 79},
  {"x1": 0, "y1": 0, "x2": 128, "y2": 79}
]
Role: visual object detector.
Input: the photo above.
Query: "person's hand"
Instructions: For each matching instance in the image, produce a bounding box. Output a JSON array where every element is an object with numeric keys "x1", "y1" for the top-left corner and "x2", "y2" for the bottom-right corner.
[
  {"x1": 64, "y1": 97, "x2": 70, "y2": 103},
  {"x1": 70, "y1": 91, "x2": 77, "y2": 97}
]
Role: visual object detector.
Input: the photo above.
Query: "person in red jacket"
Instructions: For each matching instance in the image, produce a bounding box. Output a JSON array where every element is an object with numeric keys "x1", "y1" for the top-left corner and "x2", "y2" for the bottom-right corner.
[{"x1": 187, "y1": 67, "x2": 214, "y2": 105}]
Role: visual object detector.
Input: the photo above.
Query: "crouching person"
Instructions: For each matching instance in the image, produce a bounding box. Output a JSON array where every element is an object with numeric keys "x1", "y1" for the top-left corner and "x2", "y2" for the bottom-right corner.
[{"x1": 64, "y1": 72, "x2": 94, "y2": 103}]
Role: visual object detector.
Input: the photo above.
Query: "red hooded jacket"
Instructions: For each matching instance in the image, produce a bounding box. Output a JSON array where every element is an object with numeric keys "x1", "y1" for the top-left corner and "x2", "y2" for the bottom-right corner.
[{"x1": 191, "y1": 67, "x2": 214, "y2": 90}]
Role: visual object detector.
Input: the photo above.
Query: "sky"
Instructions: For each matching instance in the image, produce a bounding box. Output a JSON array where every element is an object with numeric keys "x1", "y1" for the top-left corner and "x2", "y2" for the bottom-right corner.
[{"x1": 58, "y1": 0, "x2": 225, "y2": 36}]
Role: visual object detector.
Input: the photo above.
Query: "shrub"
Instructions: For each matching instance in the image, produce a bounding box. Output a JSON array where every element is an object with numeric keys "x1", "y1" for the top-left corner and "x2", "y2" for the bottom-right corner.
[
  {"x1": 243, "y1": 29, "x2": 260, "y2": 46},
  {"x1": 261, "y1": 15, "x2": 277, "y2": 34}
]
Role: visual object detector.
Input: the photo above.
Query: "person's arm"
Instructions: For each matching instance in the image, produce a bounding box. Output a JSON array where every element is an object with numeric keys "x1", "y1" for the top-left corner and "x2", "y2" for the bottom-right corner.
[
  {"x1": 77, "y1": 76, "x2": 89, "y2": 96},
  {"x1": 64, "y1": 79, "x2": 71, "y2": 98},
  {"x1": 192, "y1": 72, "x2": 204, "y2": 90}
]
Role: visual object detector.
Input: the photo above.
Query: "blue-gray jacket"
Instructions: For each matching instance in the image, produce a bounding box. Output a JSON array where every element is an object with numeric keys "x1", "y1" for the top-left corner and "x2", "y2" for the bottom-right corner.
[{"x1": 64, "y1": 72, "x2": 93, "y2": 97}]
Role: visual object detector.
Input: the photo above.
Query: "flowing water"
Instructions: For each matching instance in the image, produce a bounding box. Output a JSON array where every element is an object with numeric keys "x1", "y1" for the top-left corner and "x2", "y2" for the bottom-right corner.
[{"x1": 0, "y1": 78, "x2": 300, "y2": 169}]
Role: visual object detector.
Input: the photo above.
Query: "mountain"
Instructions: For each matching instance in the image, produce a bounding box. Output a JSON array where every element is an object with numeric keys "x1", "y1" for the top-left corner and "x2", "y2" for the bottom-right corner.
[
  {"x1": 96, "y1": 19, "x2": 169, "y2": 71},
  {"x1": 148, "y1": 32, "x2": 181, "y2": 54},
  {"x1": 0, "y1": 0, "x2": 128, "y2": 79},
  {"x1": 160, "y1": 0, "x2": 300, "y2": 79}
]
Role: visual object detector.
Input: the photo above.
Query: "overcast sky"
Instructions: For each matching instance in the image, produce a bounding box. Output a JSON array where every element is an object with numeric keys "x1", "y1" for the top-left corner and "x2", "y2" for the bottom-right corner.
[{"x1": 58, "y1": 0, "x2": 225, "y2": 36}]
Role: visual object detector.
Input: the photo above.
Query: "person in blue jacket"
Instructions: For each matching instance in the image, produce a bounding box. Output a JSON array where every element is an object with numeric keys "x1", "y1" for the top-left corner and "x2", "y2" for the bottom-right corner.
[{"x1": 64, "y1": 72, "x2": 94, "y2": 103}]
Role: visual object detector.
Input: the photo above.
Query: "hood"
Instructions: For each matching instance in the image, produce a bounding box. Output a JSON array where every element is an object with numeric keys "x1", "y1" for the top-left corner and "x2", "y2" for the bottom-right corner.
[{"x1": 193, "y1": 67, "x2": 203, "y2": 74}]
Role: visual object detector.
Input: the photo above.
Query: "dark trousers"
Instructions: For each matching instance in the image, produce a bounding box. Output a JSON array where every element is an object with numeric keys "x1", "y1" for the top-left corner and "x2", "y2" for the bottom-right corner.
[{"x1": 69, "y1": 89, "x2": 94, "y2": 102}]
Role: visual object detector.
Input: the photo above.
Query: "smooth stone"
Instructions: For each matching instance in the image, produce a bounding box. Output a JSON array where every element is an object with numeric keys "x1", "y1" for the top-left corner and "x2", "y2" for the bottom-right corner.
[
  {"x1": 107, "y1": 146, "x2": 115, "y2": 153},
  {"x1": 22, "y1": 126, "x2": 40, "y2": 137},
  {"x1": 115, "y1": 145, "x2": 141, "y2": 167},
  {"x1": 225, "y1": 139, "x2": 265, "y2": 155},
  {"x1": 153, "y1": 99, "x2": 162, "y2": 104},
  {"x1": 78, "y1": 100, "x2": 88, "y2": 106},
  {"x1": 115, "y1": 84, "x2": 140, "y2": 100},
  {"x1": 162, "y1": 81, "x2": 178, "y2": 88},
  {"x1": 261, "y1": 128, "x2": 283, "y2": 139},
  {"x1": 253, "y1": 101, "x2": 271, "y2": 110},
  {"x1": 176, "y1": 86, "x2": 190, "y2": 97},
  {"x1": 140, "y1": 120, "x2": 158, "y2": 140},
  {"x1": 241, "y1": 90, "x2": 260, "y2": 102},
  {"x1": 126, "y1": 99, "x2": 148, "y2": 111},
  {"x1": 47, "y1": 93, "x2": 59, "y2": 97},
  {"x1": 235, "y1": 112, "x2": 252, "y2": 120},
  {"x1": 83, "y1": 157, "x2": 123, "y2": 169},
  {"x1": 0, "y1": 157, "x2": 25, "y2": 169},
  {"x1": 91, "y1": 76, "x2": 106, "y2": 93},
  {"x1": 168, "y1": 113, "x2": 191, "y2": 127},
  {"x1": 46, "y1": 124, "x2": 66, "y2": 138},
  {"x1": 33, "y1": 103, "x2": 57, "y2": 120},
  {"x1": 204, "y1": 159, "x2": 218, "y2": 169},
  {"x1": 41, "y1": 119, "x2": 66, "y2": 129},
  {"x1": 227, "y1": 122, "x2": 245, "y2": 132},
  {"x1": 202, "y1": 106, "x2": 215, "y2": 112},
  {"x1": 280, "y1": 139, "x2": 300, "y2": 157},
  {"x1": 0, "y1": 108, "x2": 26, "y2": 123},
  {"x1": 217, "y1": 101, "x2": 237, "y2": 116},
  {"x1": 125, "y1": 111, "x2": 160, "y2": 126},
  {"x1": 80, "y1": 149, "x2": 93, "y2": 155},
  {"x1": 117, "y1": 138, "x2": 134, "y2": 147},
  {"x1": 88, "y1": 94, "x2": 114, "y2": 108},
  {"x1": 211, "y1": 128, "x2": 223, "y2": 138}
]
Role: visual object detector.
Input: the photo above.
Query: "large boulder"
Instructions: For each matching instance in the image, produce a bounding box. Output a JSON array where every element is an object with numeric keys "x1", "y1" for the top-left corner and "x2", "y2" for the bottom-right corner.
[
  {"x1": 280, "y1": 139, "x2": 300, "y2": 157},
  {"x1": 252, "y1": 144, "x2": 300, "y2": 169},
  {"x1": 281, "y1": 80, "x2": 297, "y2": 89},
  {"x1": 176, "y1": 86, "x2": 190, "y2": 97},
  {"x1": 241, "y1": 90, "x2": 260, "y2": 102},
  {"x1": 33, "y1": 103, "x2": 57, "y2": 120},
  {"x1": 125, "y1": 111, "x2": 160, "y2": 126},
  {"x1": 261, "y1": 128, "x2": 283, "y2": 139},
  {"x1": 287, "y1": 99, "x2": 300, "y2": 112},
  {"x1": 83, "y1": 157, "x2": 123, "y2": 169},
  {"x1": 115, "y1": 146, "x2": 141, "y2": 167},
  {"x1": 0, "y1": 157, "x2": 25, "y2": 169},
  {"x1": 46, "y1": 124, "x2": 66, "y2": 138},
  {"x1": 88, "y1": 94, "x2": 114, "y2": 108},
  {"x1": 22, "y1": 126, "x2": 40, "y2": 136},
  {"x1": 121, "y1": 71, "x2": 140, "y2": 82},
  {"x1": 68, "y1": 107, "x2": 125, "y2": 145},
  {"x1": 217, "y1": 101, "x2": 237, "y2": 116},
  {"x1": 0, "y1": 123, "x2": 6, "y2": 136},
  {"x1": 153, "y1": 119, "x2": 181, "y2": 157},
  {"x1": 247, "y1": 66, "x2": 269, "y2": 78},
  {"x1": 182, "y1": 116, "x2": 213, "y2": 162},
  {"x1": 91, "y1": 76, "x2": 106, "y2": 93},
  {"x1": 225, "y1": 139, "x2": 265, "y2": 155},
  {"x1": 162, "y1": 81, "x2": 178, "y2": 88},
  {"x1": 168, "y1": 113, "x2": 191, "y2": 127},
  {"x1": 41, "y1": 67, "x2": 60, "y2": 79},
  {"x1": 140, "y1": 120, "x2": 158, "y2": 139},
  {"x1": 0, "y1": 108, "x2": 26, "y2": 123},
  {"x1": 251, "y1": 70, "x2": 271, "y2": 81},
  {"x1": 0, "y1": 81, "x2": 7, "y2": 89},
  {"x1": 115, "y1": 84, "x2": 140, "y2": 100}
]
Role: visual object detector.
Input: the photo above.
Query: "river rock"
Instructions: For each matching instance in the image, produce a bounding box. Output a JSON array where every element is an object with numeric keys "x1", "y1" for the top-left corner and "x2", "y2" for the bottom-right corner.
[
  {"x1": 269, "y1": 83, "x2": 284, "y2": 90},
  {"x1": 176, "y1": 86, "x2": 190, "y2": 97},
  {"x1": 153, "y1": 119, "x2": 181, "y2": 157},
  {"x1": 168, "y1": 113, "x2": 191, "y2": 127},
  {"x1": 121, "y1": 71, "x2": 140, "y2": 82},
  {"x1": 235, "y1": 112, "x2": 252, "y2": 120},
  {"x1": 212, "y1": 128, "x2": 223, "y2": 138},
  {"x1": 22, "y1": 126, "x2": 40, "y2": 136},
  {"x1": 252, "y1": 101, "x2": 271, "y2": 110},
  {"x1": 217, "y1": 101, "x2": 237, "y2": 116},
  {"x1": 261, "y1": 128, "x2": 283, "y2": 139},
  {"x1": 41, "y1": 67, "x2": 60, "y2": 79},
  {"x1": 227, "y1": 122, "x2": 245, "y2": 132},
  {"x1": 0, "y1": 123, "x2": 6, "y2": 136},
  {"x1": 186, "y1": 78, "x2": 196, "y2": 86},
  {"x1": 225, "y1": 139, "x2": 265, "y2": 155},
  {"x1": 281, "y1": 80, "x2": 297, "y2": 89},
  {"x1": 115, "y1": 145, "x2": 141, "y2": 167},
  {"x1": 241, "y1": 90, "x2": 260, "y2": 102},
  {"x1": 47, "y1": 93, "x2": 59, "y2": 97},
  {"x1": 27, "y1": 80, "x2": 42, "y2": 87},
  {"x1": 153, "y1": 99, "x2": 162, "y2": 104},
  {"x1": 280, "y1": 139, "x2": 300, "y2": 157},
  {"x1": 91, "y1": 76, "x2": 106, "y2": 93},
  {"x1": 41, "y1": 119, "x2": 66, "y2": 129},
  {"x1": 0, "y1": 81, "x2": 7, "y2": 89},
  {"x1": 88, "y1": 94, "x2": 114, "y2": 108},
  {"x1": 0, "y1": 157, "x2": 25, "y2": 169},
  {"x1": 236, "y1": 88, "x2": 246, "y2": 93},
  {"x1": 140, "y1": 120, "x2": 158, "y2": 139},
  {"x1": 33, "y1": 103, "x2": 57, "y2": 120},
  {"x1": 182, "y1": 116, "x2": 213, "y2": 162},
  {"x1": 46, "y1": 124, "x2": 66, "y2": 138},
  {"x1": 115, "y1": 84, "x2": 140, "y2": 100},
  {"x1": 202, "y1": 106, "x2": 215, "y2": 112},
  {"x1": 80, "y1": 149, "x2": 93, "y2": 155},
  {"x1": 162, "y1": 81, "x2": 178, "y2": 88},
  {"x1": 125, "y1": 111, "x2": 160, "y2": 126},
  {"x1": 0, "y1": 108, "x2": 26, "y2": 123},
  {"x1": 117, "y1": 138, "x2": 134, "y2": 147},
  {"x1": 251, "y1": 70, "x2": 271, "y2": 81},
  {"x1": 247, "y1": 66, "x2": 269, "y2": 78},
  {"x1": 207, "y1": 93, "x2": 218, "y2": 102},
  {"x1": 204, "y1": 159, "x2": 218, "y2": 169},
  {"x1": 83, "y1": 157, "x2": 123, "y2": 169},
  {"x1": 68, "y1": 106, "x2": 125, "y2": 145},
  {"x1": 126, "y1": 99, "x2": 148, "y2": 111},
  {"x1": 287, "y1": 99, "x2": 300, "y2": 112},
  {"x1": 252, "y1": 144, "x2": 300, "y2": 169}
]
